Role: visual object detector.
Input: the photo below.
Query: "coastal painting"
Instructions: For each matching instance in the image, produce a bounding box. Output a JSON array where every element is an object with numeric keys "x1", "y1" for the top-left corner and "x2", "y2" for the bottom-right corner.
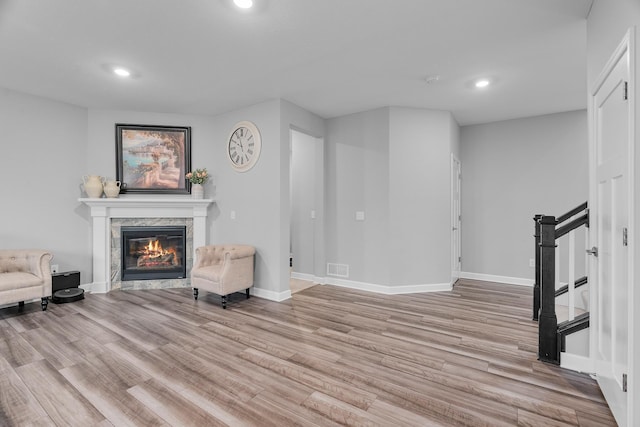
[{"x1": 115, "y1": 124, "x2": 191, "y2": 194}]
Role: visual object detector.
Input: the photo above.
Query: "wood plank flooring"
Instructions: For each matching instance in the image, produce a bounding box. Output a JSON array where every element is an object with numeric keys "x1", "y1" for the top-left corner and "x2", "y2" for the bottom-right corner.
[
  {"x1": 290, "y1": 278, "x2": 317, "y2": 294},
  {"x1": 0, "y1": 279, "x2": 616, "y2": 426}
]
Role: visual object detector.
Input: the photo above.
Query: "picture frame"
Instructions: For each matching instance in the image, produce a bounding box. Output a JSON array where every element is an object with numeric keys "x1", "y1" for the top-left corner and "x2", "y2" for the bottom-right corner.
[{"x1": 115, "y1": 124, "x2": 191, "y2": 194}]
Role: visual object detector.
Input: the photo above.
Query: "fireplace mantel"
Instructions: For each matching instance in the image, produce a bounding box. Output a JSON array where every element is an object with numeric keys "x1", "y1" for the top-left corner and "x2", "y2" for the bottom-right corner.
[{"x1": 80, "y1": 197, "x2": 214, "y2": 293}]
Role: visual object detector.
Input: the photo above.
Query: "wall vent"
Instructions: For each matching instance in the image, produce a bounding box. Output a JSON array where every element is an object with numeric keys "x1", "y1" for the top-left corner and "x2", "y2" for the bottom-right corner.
[{"x1": 327, "y1": 263, "x2": 349, "y2": 278}]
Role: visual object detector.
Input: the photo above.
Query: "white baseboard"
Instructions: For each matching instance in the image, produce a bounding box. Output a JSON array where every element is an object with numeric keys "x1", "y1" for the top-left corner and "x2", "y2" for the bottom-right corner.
[
  {"x1": 82, "y1": 280, "x2": 293, "y2": 303},
  {"x1": 290, "y1": 272, "x2": 323, "y2": 284},
  {"x1": 80, "y1": 281, "x2": 108, "y2": 294},
  {"x1": 460, "y1": 272, "x2": 534, "y2": 287},
  {"x1": 251, "y1": 287, "x2": 291, "y2": 302},
  {"x1": 561, "y1": 352, "x2": 595, "y2": 374},
  {"x1": 83, "y1": 275, "x2": 449, "y2": 300},
  {"x1": 322, "y1": 277, "x2": 451, "y2": 295}
]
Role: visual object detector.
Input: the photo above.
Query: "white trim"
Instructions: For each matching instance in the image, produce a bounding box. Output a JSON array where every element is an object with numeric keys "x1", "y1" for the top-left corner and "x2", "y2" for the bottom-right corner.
[
  {"x1": 451, "y1": 154, "x2": 462, "y2": 281},
  {"x1": 251, "y1": 287, "x2": 291, "y2": 302},
  {"x1": 322, "y1": 277, "x2": 451, "y2": 295},
  {"x1": 625, "y1": 26, "x2": 636, "y2": 427},
  {"x1": 291, "y1": 272, "x2": 324, "y2": 284},
  {"x1": 561, "y1": 352, "x2": 595, "y2": 374},
  {"x1": 80, "y1": 281, "x2": 106, "y2": 294},
  {"x1": 460, "y1": 271, "x2": 534, "y2": 287}
]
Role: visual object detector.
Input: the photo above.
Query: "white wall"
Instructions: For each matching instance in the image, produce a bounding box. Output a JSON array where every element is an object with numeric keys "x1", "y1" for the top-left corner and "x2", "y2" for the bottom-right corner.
[
  {"x1": 325, "y1": 108, "x2": 391, "y2": 285},
  {"x1": 389, "y1": 107, "x2": 456, "y2": 286},
  {"x1": 0, "y1": 88, "x2": 90, "y2": 280},
  {"x1": 209, "y1": 98, "x2": 325, "y2": 300},
  {"x1": 325, "y1": 107, "x2": 458, "y2": 289},
  {"x1": 208, "y1": 100, "x2": 285, "y2": 298},
  {"x1": 86, "y1": 109, "x2": 215, "y2": 184},
  {"x1": 450, "y1": 114, "x2": 461, "y2": 160},
  {"x1": 587, "y1": 2, "x2": 640, "y2": 425},
  {"x1": 460, "y1": 110, "x2": 588, "y2": 282}
]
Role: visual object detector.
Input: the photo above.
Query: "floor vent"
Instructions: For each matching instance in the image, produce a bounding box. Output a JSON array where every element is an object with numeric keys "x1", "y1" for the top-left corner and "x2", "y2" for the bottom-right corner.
[{"x1": 327, "y1": 263, "x2": 349, "y2": 278}]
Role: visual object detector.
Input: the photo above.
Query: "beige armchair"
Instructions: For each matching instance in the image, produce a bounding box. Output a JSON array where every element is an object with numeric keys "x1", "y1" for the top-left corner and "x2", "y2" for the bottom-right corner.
[
  {"x1": 191, "y1": 245, "x2": 255, "y2": 309},
  {"x1": 0, "y1": 250, "x2": 53, "y2": 311}
]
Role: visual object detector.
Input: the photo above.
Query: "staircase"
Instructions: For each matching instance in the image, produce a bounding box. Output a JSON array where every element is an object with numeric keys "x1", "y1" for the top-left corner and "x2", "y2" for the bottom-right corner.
[{"x1": 533, "y1": 202, "x2": 590, "y2": 365}]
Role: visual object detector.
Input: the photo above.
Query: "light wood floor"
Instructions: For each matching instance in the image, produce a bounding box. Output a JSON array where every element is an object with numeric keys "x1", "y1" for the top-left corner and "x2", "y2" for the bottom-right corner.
[
  {"x1": 0, "y1": 279, "x2": 615, "y2": 426},
  {"x1": 290, "y1": 278, "x2": 317, "y2": 294}
]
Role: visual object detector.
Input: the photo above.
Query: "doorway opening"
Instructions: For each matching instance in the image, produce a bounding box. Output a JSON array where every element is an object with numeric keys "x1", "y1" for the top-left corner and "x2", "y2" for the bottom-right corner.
[{"x1": 289, "y1": 129, "x2": 324, "y2": 294}]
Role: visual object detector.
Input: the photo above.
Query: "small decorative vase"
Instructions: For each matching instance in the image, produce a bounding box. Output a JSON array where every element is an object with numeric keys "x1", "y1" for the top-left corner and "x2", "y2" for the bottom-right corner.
[
  {"x1": 103, "y1": 180, "x2": 121, "y2": 198},
  {"x1": 83, "y1": 175, "x2": 105, "y2": 198},
  {"x1": 191, "y1": 183, "x2": 204, "y2": 199}
]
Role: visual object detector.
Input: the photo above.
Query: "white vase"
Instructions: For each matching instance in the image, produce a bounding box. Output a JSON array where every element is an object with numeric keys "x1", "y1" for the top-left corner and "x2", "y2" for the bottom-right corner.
[
  {"x1": 191, "y1": 183, "x2": 204, "y2": 199},
  {"x1": 83, "y1": 175, "x2": 104, "y2": 198},
  {"x1": 103, "y1": 180, "x2": 121, "y2": 198}
]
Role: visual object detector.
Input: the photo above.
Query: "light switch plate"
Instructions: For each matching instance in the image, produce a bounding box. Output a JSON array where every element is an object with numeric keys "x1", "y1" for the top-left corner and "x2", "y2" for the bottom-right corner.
[{"x1": 356, "y1": 211, "x2": 365, "y2": 221}]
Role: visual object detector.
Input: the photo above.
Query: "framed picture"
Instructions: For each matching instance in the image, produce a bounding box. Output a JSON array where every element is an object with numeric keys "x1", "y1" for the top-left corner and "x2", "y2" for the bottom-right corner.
[{"x1": 116, "y1": 124, "x2": 191, "y2": 194}]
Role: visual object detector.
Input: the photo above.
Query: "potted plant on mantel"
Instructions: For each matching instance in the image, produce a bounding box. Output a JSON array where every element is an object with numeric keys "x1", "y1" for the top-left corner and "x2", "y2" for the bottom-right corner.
[{"x1": 186, "y1": 168, "x2": 208, "y2": 199}]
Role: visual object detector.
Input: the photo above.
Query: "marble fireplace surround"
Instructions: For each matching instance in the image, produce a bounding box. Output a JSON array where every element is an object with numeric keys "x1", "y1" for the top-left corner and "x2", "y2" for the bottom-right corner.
[
  {"x1": 111, "y1": 218, "x2": 192, "y2": 291},
  {"x1": 80, "y1": 197, "x2": 213, "y2": 293}
]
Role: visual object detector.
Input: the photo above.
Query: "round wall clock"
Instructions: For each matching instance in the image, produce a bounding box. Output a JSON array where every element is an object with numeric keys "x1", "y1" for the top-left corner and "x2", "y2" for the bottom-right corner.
[{"x1": 227, "y1": 120, "x2": 261, "y2": 172}]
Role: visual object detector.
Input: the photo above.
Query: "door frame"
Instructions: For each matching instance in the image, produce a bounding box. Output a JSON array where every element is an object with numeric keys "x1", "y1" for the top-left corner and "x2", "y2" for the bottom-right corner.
[
  {"x1": 451, "y1": 154, "x2": 462, "y2": 282},
  {"x1": 289, "y1": 128, "x2": 325, "y2": 285},
  {"x1": 588, "y1": 27, "x2": 635, "y2": 427}
]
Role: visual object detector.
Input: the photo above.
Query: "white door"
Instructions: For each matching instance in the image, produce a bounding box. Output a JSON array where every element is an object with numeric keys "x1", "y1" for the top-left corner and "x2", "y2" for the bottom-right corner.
[
  {"x1": 591, "y1": 34, "x2": 631, "y2": 427},
  {"x1": 451, "y1": 155, "x2": 461, "y2": 280}
]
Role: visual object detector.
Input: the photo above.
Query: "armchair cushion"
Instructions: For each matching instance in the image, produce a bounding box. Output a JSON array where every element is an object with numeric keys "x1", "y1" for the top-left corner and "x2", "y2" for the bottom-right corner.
[{"x1": 0, "y1": 272, "x2": 44, "y2": 291}]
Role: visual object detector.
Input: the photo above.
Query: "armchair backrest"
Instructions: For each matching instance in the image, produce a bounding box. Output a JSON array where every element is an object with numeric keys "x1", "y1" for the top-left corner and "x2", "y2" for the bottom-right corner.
[
  {"x1": 194, "y1": 245, "x2": 255, "y2": 268},
  {"x1": 0, "y1": 250, "x2": 52, "y2": 280}
]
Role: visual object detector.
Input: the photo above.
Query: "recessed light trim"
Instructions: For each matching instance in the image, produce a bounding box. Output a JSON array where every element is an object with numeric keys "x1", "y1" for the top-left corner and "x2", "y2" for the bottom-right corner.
[
  {"x1": 113, "y1": 67, "x2": 131, "y2": 77},
  {"x1": 424, "y1": 74, "x2": 441, "y2": 85},
  {"x1": 233, "y1": 0, "x2": 253, "y2": 8},
  {"x1": 475, "y1": 79, "x2": 490, "y2": 88}
]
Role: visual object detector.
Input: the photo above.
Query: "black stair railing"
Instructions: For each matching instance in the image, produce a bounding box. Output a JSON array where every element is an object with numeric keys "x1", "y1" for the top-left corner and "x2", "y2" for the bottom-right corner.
[
  {"x1": 533, "y1": 202, "x2": 589, "y2": 365},
  {"x1": 532, "y1": 214, "x2": 543, "y2": 320},
  {"x1": 533, "y1": 202, "x2": 588, "y2": 319},
  {"x1": 538, "y1": 215, "x2": 559, "y2": 364}
]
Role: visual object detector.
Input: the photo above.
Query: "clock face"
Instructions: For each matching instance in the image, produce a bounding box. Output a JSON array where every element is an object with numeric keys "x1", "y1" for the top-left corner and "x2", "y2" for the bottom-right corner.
[{"x1": 227, "y1": 121, "x2": 261, "y2": 172}]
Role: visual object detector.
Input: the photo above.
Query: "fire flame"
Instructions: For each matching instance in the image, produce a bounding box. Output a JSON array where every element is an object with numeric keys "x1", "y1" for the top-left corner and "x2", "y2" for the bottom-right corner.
[{"x1": 137, "y1": 239, "x2": 179, "y2": 266}]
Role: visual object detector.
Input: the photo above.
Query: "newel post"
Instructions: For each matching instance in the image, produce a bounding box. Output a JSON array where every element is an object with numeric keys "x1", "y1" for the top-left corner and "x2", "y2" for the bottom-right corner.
[
  {"x1": 533, "y1": 214, "x2": 543, "y2": 320},
  {"x1": 538, "y1": 215, "x2": 559, "y2": 364}
]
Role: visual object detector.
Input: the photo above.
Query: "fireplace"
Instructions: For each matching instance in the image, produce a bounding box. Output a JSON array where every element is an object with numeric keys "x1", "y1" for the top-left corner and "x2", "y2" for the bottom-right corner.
[{"x1": 121, "y1": 226, "x2": 186, "y2": 281}]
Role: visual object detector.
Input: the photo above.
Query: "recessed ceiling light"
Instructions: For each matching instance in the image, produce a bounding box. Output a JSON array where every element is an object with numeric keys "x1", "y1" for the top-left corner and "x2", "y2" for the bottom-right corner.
[
  {"x1": 424, "y1": 74, "x2": 441, "y2": 84},
  {"x1": 113, "y1": 67, "x2": 131, "y2": 77},
  {"x1": 475, "y1": 79, "x2": 490, "y2": 88},
  {"x1": 233, "y1": 0, "x2": 253, "y2": 8}
]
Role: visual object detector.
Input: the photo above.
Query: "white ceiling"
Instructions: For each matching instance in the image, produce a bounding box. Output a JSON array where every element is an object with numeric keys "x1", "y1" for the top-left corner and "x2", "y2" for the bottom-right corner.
[{"x1": 0, "y1": 0, "x2": 592, "y2": 125}]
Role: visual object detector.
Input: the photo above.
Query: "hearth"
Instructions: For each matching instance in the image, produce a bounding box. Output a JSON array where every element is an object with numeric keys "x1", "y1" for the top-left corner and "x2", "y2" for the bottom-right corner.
[{"x1": 121, "y1": 226, "x2": 186, "y2": 281}]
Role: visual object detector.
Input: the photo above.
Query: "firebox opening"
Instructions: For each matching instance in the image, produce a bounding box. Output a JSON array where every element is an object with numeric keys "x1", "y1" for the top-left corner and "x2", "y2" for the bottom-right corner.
[{"x1": 121, "y1": 226, "x2": 186, "y2": 281}]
